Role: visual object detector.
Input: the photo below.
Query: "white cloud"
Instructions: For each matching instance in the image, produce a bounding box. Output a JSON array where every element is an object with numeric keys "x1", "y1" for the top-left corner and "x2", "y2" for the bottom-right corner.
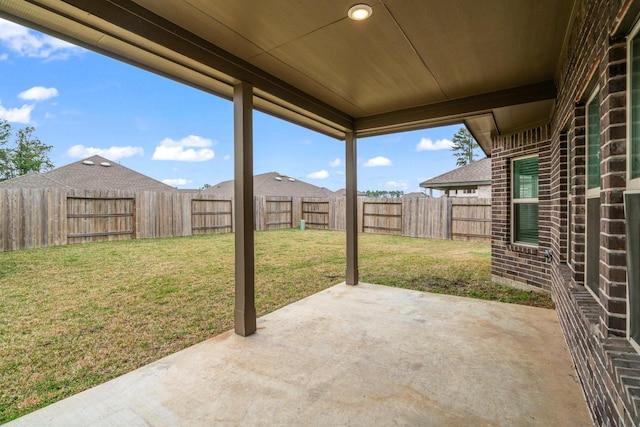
[
  {"x1": 330, "y1": 158, "x2": 342, "y2": 167},
  {"x1": 0, "y1": 53, "x2": 7, "y2": 61},
  {"x1": 0, "y1": 100, "x2": 34, "y2": 123},
  {"x1": 307, "y1": 170, "x2": 329, "y2": 179},
  {"x1": 363, "y1": 156, "x2": 392, "y2": 167},
  {"x1": 0, "y1": 18, "x2": 84, "y2": 61},
  {"x1": 162, "y1": 178, "x2": 191, "y2": 187},
  {"x1": 19, "y1": 86, "x2": 59, "y2": 101},
  {"x1": 416, "y1": 137, "x2": 454, "y2": 151},
  {"x1": 385, "y1": 180, "x2": 409, "y2": 190},
  {"x1": 67, "y1": 144, "x2": 144, "y2": 160},
  {"x1": 152, "y1": 135, "x2": 215, "y2": 162},
  {"x1": 223, "y1": 155, "x2": 231, "y2": 161}
]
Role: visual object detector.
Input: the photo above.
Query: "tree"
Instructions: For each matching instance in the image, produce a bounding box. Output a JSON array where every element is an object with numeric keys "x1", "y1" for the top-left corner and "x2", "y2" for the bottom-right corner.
[
  {"x1": 0, "y1": 120, "x2": 11, "y2": 180},
  {"x1": 451, "y1": 127, "x2": 479, "y2": 167},
  {"x1": 0, "y1": 120, "x2": 54, "y2": 181},
  {"x1": 364, "y1": 190, "x2": 404, "y2": 198}
]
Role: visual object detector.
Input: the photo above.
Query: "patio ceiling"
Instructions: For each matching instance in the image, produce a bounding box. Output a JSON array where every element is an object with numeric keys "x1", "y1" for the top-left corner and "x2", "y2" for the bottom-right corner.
[{"x1": 0, "y1": 0, "x2": 575, "y2": 152}]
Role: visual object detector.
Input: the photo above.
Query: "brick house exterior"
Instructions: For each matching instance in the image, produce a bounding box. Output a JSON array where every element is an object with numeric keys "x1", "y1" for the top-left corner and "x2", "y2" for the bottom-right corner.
[
  {"x1": 6, "y1": 1, "x2": 640, "y2": 424},
  {"x1": 490, "y1": 1, "x2": 640, "y2": 424}
]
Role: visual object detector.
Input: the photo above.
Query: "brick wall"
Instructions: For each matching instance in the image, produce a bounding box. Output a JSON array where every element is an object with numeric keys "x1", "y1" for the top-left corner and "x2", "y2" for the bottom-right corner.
[
  {"x1": 572, "y1": 105, "x2": 588, "y2": 288},
  {"x1": 490, "y1": 0, "x2": 639, "y2": 424},
  {"x1": 599, "y1": 36, "x2": 628, "y2": 338},
  {"x1": 491, "y1": 127, "x2": 552, "y2": 291},
  {"x1": 553, "y1": 267, "x2": 640, "y2": 426}
]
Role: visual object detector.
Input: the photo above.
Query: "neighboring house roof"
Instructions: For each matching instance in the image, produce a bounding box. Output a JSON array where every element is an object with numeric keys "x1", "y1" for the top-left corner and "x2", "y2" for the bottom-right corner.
[
  {"x1": 419, "y1": 157, "x2": 491, "y2": 190},
  {"x1": 204, "y1": 172, "x2": 333, "y2": 198},
  {"x1": 0, "y1": 171, "x2": 71, "y2": 189},
  {"x1": 0, "y1": 155, "x2": 176, "y2": 192},
  {"x1": 402, "y1": 192, "x2": 428, "y2": 198},
  {"x1": 333, "y1": 189, "x2": 367, "y2": 197}
]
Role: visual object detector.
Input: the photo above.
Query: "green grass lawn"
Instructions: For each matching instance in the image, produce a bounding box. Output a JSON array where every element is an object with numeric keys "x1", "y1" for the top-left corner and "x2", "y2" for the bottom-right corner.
[{"x1": 0, "y1": 229, "x2": 552, "y2": 422}]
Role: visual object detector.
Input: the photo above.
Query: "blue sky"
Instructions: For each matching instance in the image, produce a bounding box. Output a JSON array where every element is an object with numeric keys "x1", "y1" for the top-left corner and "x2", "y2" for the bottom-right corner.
[{"x1": 0, "y1": 18, "x2": 482, "y2": 193}]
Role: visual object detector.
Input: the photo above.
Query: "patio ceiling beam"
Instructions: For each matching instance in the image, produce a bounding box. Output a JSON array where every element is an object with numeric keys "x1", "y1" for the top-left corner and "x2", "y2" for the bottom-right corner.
[
  {"x1": 354, "y1": 81, "x2": 557, "y2": 137},
  {"x1": 234, "y1": 81, "x2": 256, "y2": 337}
]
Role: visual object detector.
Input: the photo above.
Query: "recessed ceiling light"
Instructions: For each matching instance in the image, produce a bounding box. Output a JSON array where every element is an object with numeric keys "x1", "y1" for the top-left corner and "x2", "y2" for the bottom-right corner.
[{"x1": 348, "y1": 4, "x2": 372, "y2": 21}]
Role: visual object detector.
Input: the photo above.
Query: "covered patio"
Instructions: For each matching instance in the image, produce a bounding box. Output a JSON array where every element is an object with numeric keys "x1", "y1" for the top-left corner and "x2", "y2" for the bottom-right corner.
[
  {"x1": 0, "y1": 0, "x2": 573, "y2": 334},
  {"x1": 0, "y1": 1, "x2": 600, "y2": 424},
  {"x1": 7, "y1": 283, "x2": 590, "y2": 426}
]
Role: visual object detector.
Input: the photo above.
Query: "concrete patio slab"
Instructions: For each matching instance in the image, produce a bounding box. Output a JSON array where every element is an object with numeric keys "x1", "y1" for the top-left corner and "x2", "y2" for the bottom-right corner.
[{"x1": 8, "y1": 283, "x2": 592, "y2": 426}]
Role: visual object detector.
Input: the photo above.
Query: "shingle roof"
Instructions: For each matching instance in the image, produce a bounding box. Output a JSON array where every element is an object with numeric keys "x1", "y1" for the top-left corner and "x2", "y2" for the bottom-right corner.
[
  {"x1": 0, "y1": 155, "x2": 176, "y2": 192},
  {"x1": 0, "y1": 171, "x2": 70, "y2": 189},
  {"x1": 419, "y1": 157, "x2": 491, "y2": 190},
  {"x1": 203, "y1": 172, "x2": 334, "y2": 198},
  {"x1": 402, "y1": 192, "x2": 428, "y2": 198},
  {"x1": 333, "y1": 188, "x2": 367, "y2": 197}
]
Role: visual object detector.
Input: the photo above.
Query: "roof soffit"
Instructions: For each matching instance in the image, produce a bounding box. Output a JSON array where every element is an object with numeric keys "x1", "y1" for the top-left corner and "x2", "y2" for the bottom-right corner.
[{"x1": 1, "y1": 0, "x2": 576, "y2": 141}]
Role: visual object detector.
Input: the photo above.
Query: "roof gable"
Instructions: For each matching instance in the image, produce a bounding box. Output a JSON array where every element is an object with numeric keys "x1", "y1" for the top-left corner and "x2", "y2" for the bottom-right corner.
[
  {"x1": 40, "y1": 155, "x2": 176, "y2": 192},
  {"x1": 420, "y1": 157, "x2": 491, "y2": 190},
  {"x1": 0, "y1": 172, "x2": 70, "y2": 189},
  {"x1": 204, "y1": 172, "x2": 333, "y2": 198},
  {"x1": 1, "y1": 156, "x2": 176, "y2": 191}
]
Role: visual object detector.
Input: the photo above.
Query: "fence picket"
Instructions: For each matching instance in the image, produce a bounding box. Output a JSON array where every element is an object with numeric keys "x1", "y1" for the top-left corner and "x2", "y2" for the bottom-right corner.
[{"x1": 0, "y1": 188, "x2": 491, "y2": 252}]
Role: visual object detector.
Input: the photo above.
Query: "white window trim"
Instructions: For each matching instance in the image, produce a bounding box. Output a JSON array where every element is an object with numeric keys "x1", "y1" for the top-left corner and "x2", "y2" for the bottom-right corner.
[
  {"x1": 586, "y1": 87, "x2": 601, "y2": 198},
  {"x1": 511, "y1": 154, "x2": 539, "y2": 247},
  {"x1": 628, "y1": 21, "x2": 640, "y2": 191},
  {"x1": 584, "y1": 86, "x2": 601, "y2": 302}
]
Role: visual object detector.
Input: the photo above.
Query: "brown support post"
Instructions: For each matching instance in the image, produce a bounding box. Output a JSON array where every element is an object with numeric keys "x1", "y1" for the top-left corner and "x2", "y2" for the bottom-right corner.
[
  {"x1": 233, "y1": 81, "x2": 256, "y2": 336},
  {"x1": 345, "y1": 131, "x2": 359, "y2": 285}
]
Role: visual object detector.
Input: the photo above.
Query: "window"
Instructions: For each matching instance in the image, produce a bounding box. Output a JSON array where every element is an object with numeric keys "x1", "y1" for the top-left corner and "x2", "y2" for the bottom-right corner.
[
  {"x1": 585, "y1": 87, "x2": 601, "y2": 297},
  {"x1": 587, "y1": 89, "x2": 600, "y2": 192},
  {"x1": 627, "y1": 22, "x2": 640, "y2": 351},
  {"x1": 629, "y1": 24, "x2": 640, "y2": 189},
  {"x1": 626, "y1": 193, "x2": 640, "y2": 351},
  {"x1": 512, "y1": 156, "x2": 539, "y2": 245}
]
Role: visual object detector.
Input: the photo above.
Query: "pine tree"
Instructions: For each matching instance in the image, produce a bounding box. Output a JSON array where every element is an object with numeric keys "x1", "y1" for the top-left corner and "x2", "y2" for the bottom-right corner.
[{"x1": 451, "y1": 127, "x2": 479, "y2": 167}]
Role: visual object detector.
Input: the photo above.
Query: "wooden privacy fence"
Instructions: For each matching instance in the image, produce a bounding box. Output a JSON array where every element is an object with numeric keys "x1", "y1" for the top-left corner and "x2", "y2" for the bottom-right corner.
[
  {"x1": 191, "y1": 199, "x2": 233, "y2": 234},
  {"x1": 363, "y1": 200, "x2": 403, "y2": 235},
  {"x1": 302, "y1": 199, "x2": 330, "y2": 230},
  {"x1": 450, "y1": 200, "x2": 492, "y2": 243},
  {"x1": 67, "y1": 195, "x2": 135, "y2": 244},
  {"x1": 0, "y1": 188, "x2": 491, "y2": 252},
  {"x1": 256, "y1": 197, "x2": 294, "y2": 231}
]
